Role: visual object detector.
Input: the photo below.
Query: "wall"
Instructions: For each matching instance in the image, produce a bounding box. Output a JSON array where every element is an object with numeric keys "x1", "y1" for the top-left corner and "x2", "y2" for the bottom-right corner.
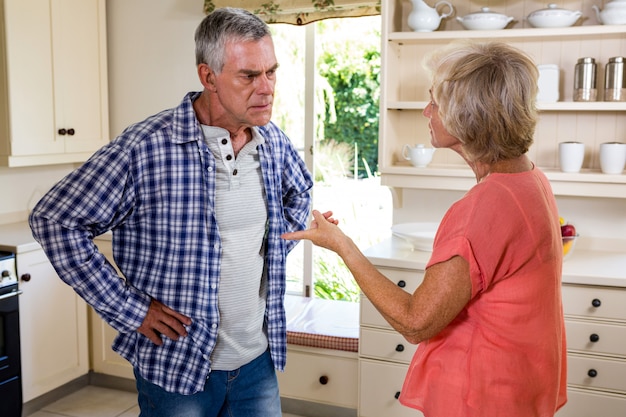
[
  {"x1": 393, "y1": 189, "x2": 626, "y2": 250},
  {"x1": 0, "y1": 0, "x2": 204, "y2": 224},
  {"x1": 106, "y1": 0, "x2": 203, "y2": 137}
]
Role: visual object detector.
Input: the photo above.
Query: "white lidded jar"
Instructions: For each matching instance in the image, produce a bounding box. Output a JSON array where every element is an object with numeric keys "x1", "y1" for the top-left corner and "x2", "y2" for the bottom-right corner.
[{"x1": 537, "y1": 64, "x2": 560, "y2": 103}]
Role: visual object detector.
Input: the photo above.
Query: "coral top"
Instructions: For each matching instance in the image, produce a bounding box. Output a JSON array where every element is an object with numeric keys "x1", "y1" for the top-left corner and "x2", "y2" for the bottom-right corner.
[{"x1": 399, "y1": 167, "x2": 567, "y2": 417}]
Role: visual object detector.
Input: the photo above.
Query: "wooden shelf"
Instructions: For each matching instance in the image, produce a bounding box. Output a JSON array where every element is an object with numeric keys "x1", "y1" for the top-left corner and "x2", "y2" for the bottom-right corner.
[
  {"x1": 388, "y1": 25, "x2": 626, "y2": 43},
  {"x1": 387, "y1": 101, "x2": 626, "y2": 111},
  {"x1": 380, "y1": 165, "x2": 626, "y2": 198}
]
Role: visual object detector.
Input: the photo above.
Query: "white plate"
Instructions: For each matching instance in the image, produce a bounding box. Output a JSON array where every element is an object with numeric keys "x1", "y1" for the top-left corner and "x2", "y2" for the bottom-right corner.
[{"x1": 391, "y1": 222, "x2": 439, "y2": 252}]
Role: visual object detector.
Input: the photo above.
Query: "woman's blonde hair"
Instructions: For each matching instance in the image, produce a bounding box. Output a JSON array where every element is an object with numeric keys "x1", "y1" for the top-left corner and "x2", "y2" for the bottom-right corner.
[{"x1": 424, "y1": 41, "x2": 539, "y2": 164}]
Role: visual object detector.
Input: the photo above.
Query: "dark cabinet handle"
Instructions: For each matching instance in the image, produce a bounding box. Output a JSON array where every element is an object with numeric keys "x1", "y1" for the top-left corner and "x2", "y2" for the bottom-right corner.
[
  {"x1": 395, "y1": 344, "x2": 405, "y2": 352},
  {"x1": 587, "y1": 369, "x2": 598, "y2": 378},
  {"x1": 58, "y1": 128, "x2": 67, "y2": 135},
  {"x1": 394, "y1": 391, "x2": 401, "y2": 399},
  {"x1": 319, "y1": 375, "x2": 328, "y2": 385},
  {"x1": 67, "y1": 128, "x2": 75, "y2": 136},
  {"x1": 397, "y1": 280, "x2": 406, "y2": 288},
  {"x1": 20, "y1": 273, "x2": 31, "y2": 282},
  {"x1": 591, "y1": 298, "x2": 601, "y2": 308},
  {"x1": 589, "y1": 333, "x2": 600, "y2": 343}
]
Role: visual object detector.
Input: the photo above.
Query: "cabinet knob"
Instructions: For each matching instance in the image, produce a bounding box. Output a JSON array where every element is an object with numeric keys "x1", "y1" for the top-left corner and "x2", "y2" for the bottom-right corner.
[
  {"x1": 1, "y1": 270, "x2": 9, "y2": 277},
  {"x1": 587, "y1": 369, "x2": 598, "y2": 378},
  {"x1": 591, "y1": 298, "x2": 601, "y2": 308},
  {"x1": 395, "y1": 344, "x2": 405, "y2": 352},
  {"x1": 20, "y1": 273, "x2": 31, "y2": 282},
  {"x1": 397, "y1": 280, "x2": 406, "y2": 288},
  {"x1": 319, "y1": 375, "x2": 329, "y2": 385},
  {"x1": 67, "y1": 128, "x2": 75, "y2": 136},
  {"x1": 589, "y1": 333, "x2": 600, "y2": 343},
  {"x1": 394, "y1": 391, "x2": 401, "y2": 399},
  {"x1": 58, "y1": 128, "x2": 67, "y2": 135}
]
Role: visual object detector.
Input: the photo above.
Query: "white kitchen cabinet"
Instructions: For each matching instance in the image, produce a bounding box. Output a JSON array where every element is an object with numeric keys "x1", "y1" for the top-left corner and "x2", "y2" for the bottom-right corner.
[
  {"x1": 380, "y1": 0, "x2": 626, "y2": 201},
  {"x1": 277, "y1": 344, "x2": 358, "y2": 409},
  {"x1": 17, "y1": 248, "x2": 89, "y2": 402},
  {"x1": 358, "y1": 266, "x2": 424, "y2": 417},
  {"x1": 0, "y1": 0, "x2": 109, "y2": 167},
  {"x1": 90, "y1": 235, "x2": 133, "y2": 379},
  {"x1": 556, "y1": 283, "x2": 626, "y2": 417}
]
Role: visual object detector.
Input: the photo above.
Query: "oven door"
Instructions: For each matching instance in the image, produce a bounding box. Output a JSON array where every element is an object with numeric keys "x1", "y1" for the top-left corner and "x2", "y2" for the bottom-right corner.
[{"x1": 0, "y1": 284, "x2": 23, "y2": 417}]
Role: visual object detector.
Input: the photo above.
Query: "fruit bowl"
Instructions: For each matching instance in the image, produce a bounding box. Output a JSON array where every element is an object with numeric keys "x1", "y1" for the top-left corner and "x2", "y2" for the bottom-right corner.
[{"x1": 562, "y1": 234, "x2": 579, "y2": 260}]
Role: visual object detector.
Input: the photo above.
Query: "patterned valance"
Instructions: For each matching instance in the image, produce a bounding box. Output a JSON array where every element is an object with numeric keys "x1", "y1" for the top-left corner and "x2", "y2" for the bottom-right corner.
[{"x1": 203, "y1": 0, "x2": 381, "y2": 25}]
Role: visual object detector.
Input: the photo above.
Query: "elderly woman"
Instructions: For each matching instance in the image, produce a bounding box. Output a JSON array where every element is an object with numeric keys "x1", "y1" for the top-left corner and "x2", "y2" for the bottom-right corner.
[{"x1": 283, "y1": 41, "x2": 567, "y2": 417}]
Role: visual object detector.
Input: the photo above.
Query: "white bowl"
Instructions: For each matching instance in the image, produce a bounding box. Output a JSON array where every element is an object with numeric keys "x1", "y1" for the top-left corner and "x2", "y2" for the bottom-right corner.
[
  {"x1": 527, "y1": 4, "x2": 582, "y2": 28},
  {"x1": 391, "y1": 222, "x2": 439, "y2": 252},
  {"x1": 456, "y1": 7, "x2": 515, "y2": 30}
]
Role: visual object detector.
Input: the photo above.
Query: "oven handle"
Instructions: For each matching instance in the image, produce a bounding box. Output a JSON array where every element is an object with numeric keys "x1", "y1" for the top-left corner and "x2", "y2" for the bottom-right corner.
[{"x1": 0, "y1": 289, "x2": 23, "y2": 301}]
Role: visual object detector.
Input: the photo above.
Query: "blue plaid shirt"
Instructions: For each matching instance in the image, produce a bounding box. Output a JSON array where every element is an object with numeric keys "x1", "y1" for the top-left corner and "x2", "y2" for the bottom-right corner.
[{"x1": 29, "y1": 92, "x2": 313, "y2": 394}]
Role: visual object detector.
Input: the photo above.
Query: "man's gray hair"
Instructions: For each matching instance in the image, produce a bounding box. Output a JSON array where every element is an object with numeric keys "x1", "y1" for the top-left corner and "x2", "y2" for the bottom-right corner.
[{"x1": 195, "y1": 7, "x2": 271, "y2": 72}]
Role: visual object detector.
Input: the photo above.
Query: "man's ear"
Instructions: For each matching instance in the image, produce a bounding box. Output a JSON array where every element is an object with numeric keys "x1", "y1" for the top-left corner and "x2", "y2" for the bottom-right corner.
[{"x1": 197, "y1": 63, "x2": 217, "y2": 91}]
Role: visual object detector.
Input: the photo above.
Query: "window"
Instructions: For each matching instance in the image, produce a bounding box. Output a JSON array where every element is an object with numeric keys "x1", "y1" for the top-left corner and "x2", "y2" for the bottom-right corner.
[{"x1": 271, "y1": 16, "x2": 392, "y2": 302}]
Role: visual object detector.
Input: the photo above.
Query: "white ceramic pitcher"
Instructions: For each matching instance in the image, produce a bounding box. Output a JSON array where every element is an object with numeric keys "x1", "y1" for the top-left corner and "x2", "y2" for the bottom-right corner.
[{"x1": 407, "y1": 0, "x2": 454, "y2": 32}]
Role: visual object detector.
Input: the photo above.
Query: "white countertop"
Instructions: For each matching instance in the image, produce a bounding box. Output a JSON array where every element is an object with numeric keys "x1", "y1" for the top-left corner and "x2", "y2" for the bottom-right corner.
[
  {"x1": 0, "y1": 221, "x2": 41, "y2": 253},
  {"x1": 2, "y1": 221, "x2": 625, "y2": 287},
  {"x1": 364, "y1": 237, "x2": 626, "y2": 288}
]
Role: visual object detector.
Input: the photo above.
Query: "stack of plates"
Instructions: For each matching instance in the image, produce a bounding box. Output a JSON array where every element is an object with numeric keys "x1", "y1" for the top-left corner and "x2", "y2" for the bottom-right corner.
[{"x1": 391, "y1": 222, "x2": 439, "y2": 252}]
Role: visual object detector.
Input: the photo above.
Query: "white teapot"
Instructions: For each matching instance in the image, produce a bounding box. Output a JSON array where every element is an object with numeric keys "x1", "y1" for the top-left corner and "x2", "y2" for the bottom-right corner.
[
  {"x1": 593, "y1": 0, "x2": 626, "y2": 25},
  {"x1": 407, "y1": 0, "x2": 454, "y2": 32}
]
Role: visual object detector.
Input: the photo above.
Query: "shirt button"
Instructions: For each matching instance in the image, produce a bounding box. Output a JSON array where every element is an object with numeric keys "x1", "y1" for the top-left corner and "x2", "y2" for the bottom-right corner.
[
  {"x1": 211, "y1": 284, "x2": 217, "y2": 290},
  {"x1": 207, "y1": 166, "x2": 213, "y2": 172},
  {"x1": 221, "y1": 138, "x2": 228, "y2": 145},
  {"x1": 203, "y1": 354, "x2": 209, "y2": 360},
  {"x1": 214, "y1": 243, "x2": 219, "y2": 250},
  {"x1": 211, "y1": 323, "x2": 217, "y2": 329},
  {"x1": 226, "y1": 154, "x2": 232, "y2": 161},
  {"x1": 232, "y1": 169, "x2": 238, "y2": 175}
]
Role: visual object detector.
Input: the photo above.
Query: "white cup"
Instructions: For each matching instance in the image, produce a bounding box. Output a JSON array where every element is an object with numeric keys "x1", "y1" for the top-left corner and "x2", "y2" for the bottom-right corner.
[
  {"x1": 599, "y1": 142, "x2": 626, "y2": 174},
  {"x1": 402, "y1": 144, "x2": 435, "y2": 167},
  {"x1": 558, "y1": 142, "x2": 585, "y2": 173}
]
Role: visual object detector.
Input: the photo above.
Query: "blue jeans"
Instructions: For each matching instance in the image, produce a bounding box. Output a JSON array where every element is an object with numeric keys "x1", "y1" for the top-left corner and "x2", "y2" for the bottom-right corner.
[{"x1": 134, "y1": 349, "x2": 281, "y2": 417}]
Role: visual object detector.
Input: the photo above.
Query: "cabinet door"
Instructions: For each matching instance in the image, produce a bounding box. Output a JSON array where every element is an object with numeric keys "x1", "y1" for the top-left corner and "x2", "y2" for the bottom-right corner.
[
  {"x1": 17, "y1": 249, "x2": 89, "y2": 402},
  {"x1": 2, "y1": 0, "x2": 108, "y2": 163},
  {"x1": 278, "y1": 348, "x2": 358, "y2": 408},
  {"x1": 556, "y1": 387, "x2": 626, "y2": 417},
  {"x1": 359, "y1": 359, "x2": 421, "y2": 417},
  {"x1": 50, "y1": 0, "x2": 108, "y2": 154}
]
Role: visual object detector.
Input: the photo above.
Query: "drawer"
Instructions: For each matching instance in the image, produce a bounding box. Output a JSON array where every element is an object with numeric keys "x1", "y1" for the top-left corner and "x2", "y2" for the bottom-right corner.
[
  {"x1": 376, "y1": 267, "x2": 424, "y2": 294},
  {"x1": 568, "y1": 353, "x2": 626, "y2": 394},
  {"x1": 566, "y1": 319, "x2": 626, "y2": 358},
  {"x1": 556, "y1": 387, "x2": 626, "y2": 417},
  {"x1": 360, "y1": 268, "x2": 424, "y2": 329},
  {"x1": 277, "y1": 348, "x2": 358, "y2": 408},
  {"x1": 360, "y1": 327, "x2": 418, "y2": 364},
  {"x1": 359, "y1": 359, "x2": 423, "y2": 417},
  {"x1": 562, "y1": 285, "x2": 626, "y2": 322}
]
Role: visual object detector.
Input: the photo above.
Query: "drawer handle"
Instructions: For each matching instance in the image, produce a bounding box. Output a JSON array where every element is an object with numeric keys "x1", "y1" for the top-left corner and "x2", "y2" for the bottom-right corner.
[
  {"x1": 395, "y1": 344, "x2": 405, "y2": 352},
  {"x1": 394, "y1": 391, "x2": 401, "y2": 399},
  {"x1": 319, "y1": 375, "x2": 329, "y2": 385},
  {"x1": 587, "y1": 369, "x2": 598, "y2": 378},
  {"x1": 20, "y1": 273, "x2": 31, "y2": 282},
  {"x1": 591, "y1": 298, "x2": 601, "y2": 308},
  {"x1": 589, "y1": 333, "x2": 600, "y2": 343},
  {"x1": 397, "y1": 280, "x2": 406, "y2": 288}
]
